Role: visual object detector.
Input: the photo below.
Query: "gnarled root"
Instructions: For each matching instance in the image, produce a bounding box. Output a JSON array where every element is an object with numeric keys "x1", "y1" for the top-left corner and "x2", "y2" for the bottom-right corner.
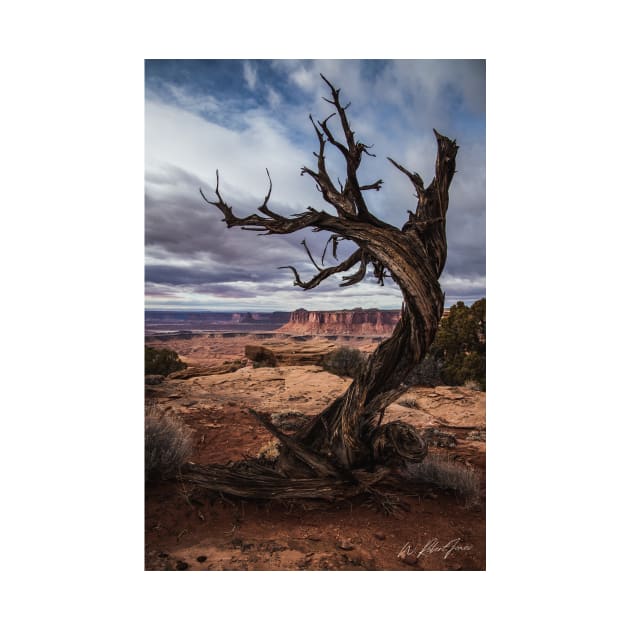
[
  {"x1": 178, "y1": 413, "x2": 428, "y2": 513},
  {"x1": 370, "y1": 420, "x2": 428, "y2": 466}
]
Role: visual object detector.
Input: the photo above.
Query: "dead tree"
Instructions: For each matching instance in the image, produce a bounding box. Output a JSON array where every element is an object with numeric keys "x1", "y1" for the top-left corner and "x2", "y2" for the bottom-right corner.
[{"x1": 187, "y1": 76, "x2": 458, "y2": 506}]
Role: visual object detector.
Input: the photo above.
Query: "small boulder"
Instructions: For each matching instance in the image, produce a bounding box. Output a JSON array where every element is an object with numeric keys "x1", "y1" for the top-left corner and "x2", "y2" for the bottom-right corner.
[{"x1": 337, "y1": 539, "x2": 354, "y2": 551}]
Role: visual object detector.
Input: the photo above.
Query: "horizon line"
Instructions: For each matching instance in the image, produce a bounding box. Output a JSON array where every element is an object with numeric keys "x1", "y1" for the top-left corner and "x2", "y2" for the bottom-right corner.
[{"x1": 145, "y1": 298, "x2": 485, "y2": 313}]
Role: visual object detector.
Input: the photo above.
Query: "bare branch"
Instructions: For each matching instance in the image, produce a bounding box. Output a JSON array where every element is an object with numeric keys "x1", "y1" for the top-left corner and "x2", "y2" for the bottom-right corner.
[
  {"x1": 279, "y1": 248, "x2": 363, "y2": 290},
  {"x1": 371, "y1": 260, "x2": 389, "y2": 286},
  {"x1": 387, "y1": 157, "x2": 425, "y2": 192},
  {"x1": 300, "y1": 239, "x2": 322, "y2": 271},
  {"x1": 359, "y1": 179, "x2": 383, "y2": 192},
  {"x1": 332, "y1": 235, "x2": 340, "y2": 259},
  {"x1": 257, "y1": 168, "x2": 283, "y2": 220},
  {"x1": 358, "y1": 143, "x2": 376, "y2": 158},
  {"x1": 199, "y1": 170, "x2": 230, "y2": 207},
  {"x1": 249, "y1": 409, "x2": 341, "y2": 478},
  {"x1": 430, "y1": 129, "x2": 459, "y2": 218},
  {"x1": 201, "y1": 170, "x2": 338, "y2": 235},
  {"x1": 320, "y1": 74, "x2": 356, "y2": 152},
  {"x1": 319, "y1": 112, "x2": 349, "y2": 159},
  {"x1": 320, "y1": 235, "x2": 333, "y2": 266},
  {"x1": 340, "y1": 253, "x2": 368, "y2": 287},
  {"x1": 301, "y1": 115, "x2": 355, "y2": 218},
  {"x1": 314, "y1": 75, "x2": 394, "y2": 227},
  {"x1": 320, "y1": 234, "x2": 344, "y2": 265},
  {"x1": 389, "y1": 131, "x2": 458, "y2": 223}
]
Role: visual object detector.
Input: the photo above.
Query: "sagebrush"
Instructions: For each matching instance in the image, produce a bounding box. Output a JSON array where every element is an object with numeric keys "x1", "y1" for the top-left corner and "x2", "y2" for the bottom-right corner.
[
  {"x1": 145, "y1": 406, "x2": 193, "y2": 480},
  {"x1": 407, "y1": 451, "x2": 482, "y2": 504},
  {"x1": 321, "y1": 346, "x2": 366, "y2": 378}
]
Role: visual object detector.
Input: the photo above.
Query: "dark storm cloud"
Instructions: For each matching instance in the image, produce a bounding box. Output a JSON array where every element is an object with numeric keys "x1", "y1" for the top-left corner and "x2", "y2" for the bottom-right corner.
[
  {"x1": 145, "y1": 281, "x2": 260, "y2": 300},
  {"x1": 144, "y1": 166, "x2": 310, "y2": 267},
  {"x1": 144, "y1": 284, "x2": 179, "y2": 297},
  {"x1": 444, "y1": 199, "x2": 486, "y2": 280},
  {"x1": 144, "y1": 164, "x2": 354, "y2": 305},
  {"x1": 145, "y1": 264, "x2": 264, "y2": 286},
  {"x1": 192, "y1": 284, "x2": 260, "y2": 298}
]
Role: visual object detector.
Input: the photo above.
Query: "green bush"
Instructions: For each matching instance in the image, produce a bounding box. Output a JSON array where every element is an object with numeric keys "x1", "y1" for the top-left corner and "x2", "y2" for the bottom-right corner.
[
  {"x1": 321, "y1": 346, "x2": 366, "y2": 378},
  {"x1": 429, "y1": 298, "x2": 485, "y2": 390},
  {"x1": 145, "y1": 346, "x2": 186, "y2": 376}
]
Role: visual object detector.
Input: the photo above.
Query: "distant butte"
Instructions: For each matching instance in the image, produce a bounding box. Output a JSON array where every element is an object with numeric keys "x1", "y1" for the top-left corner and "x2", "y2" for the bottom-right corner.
[
  {"x1": 278, "y1": 307, "x2": 451, "y2": 336},
  {"x1": 278, "y1": 307, "x2": 401, "y2": 335}
]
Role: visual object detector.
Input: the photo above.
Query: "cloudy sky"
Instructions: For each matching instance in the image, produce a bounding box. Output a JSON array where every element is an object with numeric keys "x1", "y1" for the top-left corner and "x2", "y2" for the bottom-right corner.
[{"x1": 145, "y1": 60, "x2": 485, "y2": 312}]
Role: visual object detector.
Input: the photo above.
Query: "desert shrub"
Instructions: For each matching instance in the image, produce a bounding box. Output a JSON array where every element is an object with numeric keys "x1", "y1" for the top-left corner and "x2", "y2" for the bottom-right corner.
[
  {"x1": 438, "y1": 350, "x2": 485, "y2": 390},
  {"x1": 145, "y1": 406, "x2": 193, "y2": 481},
  {"x1": 429, "y1": 298, "x2": 485, "y2": 390},
  {"x1": 145, "y1": 346, "x2": 186, "y2": 376},
  {"x1": 404, "y1": 354, "x2": 443, "y2": 386},
  {"x1": 406, "y1": 452, "x2": 482, "y2": 504},
  {"x1": 321, "y1": 346, "x2": 366, "y2": 378}
]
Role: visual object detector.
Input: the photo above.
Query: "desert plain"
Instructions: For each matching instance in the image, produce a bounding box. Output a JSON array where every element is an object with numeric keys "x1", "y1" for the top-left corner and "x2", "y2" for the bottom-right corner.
[{"x1": 145, "y1": 329, "x2": 485, "y2": 570}]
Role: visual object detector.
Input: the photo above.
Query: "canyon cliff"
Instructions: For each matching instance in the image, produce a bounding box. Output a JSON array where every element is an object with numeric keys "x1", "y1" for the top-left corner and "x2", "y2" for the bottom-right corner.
[{"x1": 278, "y1": 308, "x2": 401, "y2": 336}]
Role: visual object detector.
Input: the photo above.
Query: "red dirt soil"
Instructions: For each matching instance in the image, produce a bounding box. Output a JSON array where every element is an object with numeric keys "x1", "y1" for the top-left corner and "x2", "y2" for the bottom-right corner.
[{"x1": 145, "y1": 335, "x2": 485, "y2": 571}]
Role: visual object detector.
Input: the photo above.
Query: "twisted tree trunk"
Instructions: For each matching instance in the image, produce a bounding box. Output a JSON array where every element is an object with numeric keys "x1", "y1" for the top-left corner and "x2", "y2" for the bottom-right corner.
[
  {"x1": 184, "y1": 76, "x2": 458, "y2": 505},
  {"x1": 295, "y1": 137, "x2": 456, "y2": 470}
]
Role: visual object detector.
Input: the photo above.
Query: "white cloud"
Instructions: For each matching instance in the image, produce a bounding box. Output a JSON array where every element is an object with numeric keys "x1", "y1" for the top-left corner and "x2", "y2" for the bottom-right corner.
[
  {"x1": 161, "y1": 84, "x2": 219, "y2": 116},
  {"x1": 441, "y1": 273, "x2": 486, "y2": 292},
  {"x1": 145, "y1": 97, "x2": 321, "y2": 211},
  {"x1": 243, "y1": 60, "x2": 257, "y2": 90},
  {"x1": 267, "y1": 86, "x2": 281, "y2": 108},
  {"x1": 289, "y1": 65, "x2": 318, "y2": 92}
]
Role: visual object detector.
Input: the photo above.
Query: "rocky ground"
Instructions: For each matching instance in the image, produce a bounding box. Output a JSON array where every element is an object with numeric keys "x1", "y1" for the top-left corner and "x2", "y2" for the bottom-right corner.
[{"x1": 145, "y1": 333, "x2": 486, "y2": 570}]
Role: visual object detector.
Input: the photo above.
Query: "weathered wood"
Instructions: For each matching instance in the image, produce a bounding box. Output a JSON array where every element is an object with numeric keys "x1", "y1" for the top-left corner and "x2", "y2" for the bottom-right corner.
[{"x1": 192, "y1": 75, "x2": 458, "y2": 504}]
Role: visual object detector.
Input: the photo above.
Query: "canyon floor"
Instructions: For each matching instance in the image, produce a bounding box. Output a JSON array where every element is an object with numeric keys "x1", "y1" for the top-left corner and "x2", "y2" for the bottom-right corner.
[{"x1": 145, "y1": 333, "x2": 486, "y2": 570}]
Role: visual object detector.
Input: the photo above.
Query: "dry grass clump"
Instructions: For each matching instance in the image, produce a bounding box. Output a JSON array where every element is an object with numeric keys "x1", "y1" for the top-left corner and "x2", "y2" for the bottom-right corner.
[
  {"x1": 257, "y1": 439, "x2": 280, "y2": 462},
  {"x1": 145, "y1": 405, "x2": 194, "y2": 481},
  {"x1": 407, "y1": 452, "x2": 482, "y2": 505}
]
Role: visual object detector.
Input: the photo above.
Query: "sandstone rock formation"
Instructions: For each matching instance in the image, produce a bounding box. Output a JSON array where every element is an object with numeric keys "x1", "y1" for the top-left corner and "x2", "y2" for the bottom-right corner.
[
  {"x1": 278, "y1": 308, "x2": 401, "y2": 336},
  {"x1": 232, "y1": 312, "x2": 255, "y2": 323}
]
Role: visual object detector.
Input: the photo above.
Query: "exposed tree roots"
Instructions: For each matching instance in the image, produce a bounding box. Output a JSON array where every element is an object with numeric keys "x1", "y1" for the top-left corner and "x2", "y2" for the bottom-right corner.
[{"x1": 179, "y1": 409, "x2": 430, "y2": 513}]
